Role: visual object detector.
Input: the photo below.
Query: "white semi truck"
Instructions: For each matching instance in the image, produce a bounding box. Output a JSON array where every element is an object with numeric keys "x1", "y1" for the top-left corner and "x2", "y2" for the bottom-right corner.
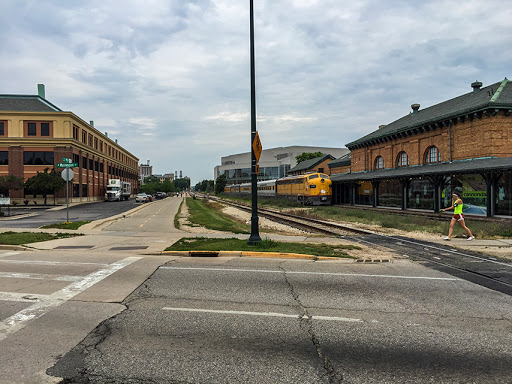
[{"x1": 105, "y1": 179, "x2": 131, "y2": 201}]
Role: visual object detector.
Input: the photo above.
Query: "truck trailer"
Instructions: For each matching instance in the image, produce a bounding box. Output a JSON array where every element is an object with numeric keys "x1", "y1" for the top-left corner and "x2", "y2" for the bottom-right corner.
[{"x1": 105, "y1": 179, "x2": 131, "y2": 201}]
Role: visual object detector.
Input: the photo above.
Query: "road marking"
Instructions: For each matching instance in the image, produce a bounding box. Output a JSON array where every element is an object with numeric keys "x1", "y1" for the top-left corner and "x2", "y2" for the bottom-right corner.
[
  {"x1": 0, "y1": 256, "x2": 141, "y2": 341},
  {"x1": 162, "y1": 307, "x2": 363, "y2": 322},
  {"x1": 0, "y1": 272, "x2": 81, "y2": 281},
  {"x1": 160, "y1": 266, "x2": 460, "y2": 281},
  {"x1": 0, "y1": 252, "x2": 20, "y2": 259},
  {"x1": 0, "y1": 260, "x2": 109, "y2": 267}
]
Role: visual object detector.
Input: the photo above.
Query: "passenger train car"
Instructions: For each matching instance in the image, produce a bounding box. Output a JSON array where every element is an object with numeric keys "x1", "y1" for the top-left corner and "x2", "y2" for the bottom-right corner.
[{"x1": 223, "y1": 173, "x2": 332, "y2": 205}]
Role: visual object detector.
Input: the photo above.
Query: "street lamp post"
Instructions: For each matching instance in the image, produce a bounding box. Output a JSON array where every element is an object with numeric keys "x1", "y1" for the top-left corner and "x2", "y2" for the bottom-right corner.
[{"x1": 248, "y1": 0, "x2": 261, "y2": 245}]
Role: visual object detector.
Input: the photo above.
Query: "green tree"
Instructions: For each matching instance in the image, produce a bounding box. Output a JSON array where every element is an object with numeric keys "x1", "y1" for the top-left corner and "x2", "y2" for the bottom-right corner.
[
  {"x1": 143, "y1": 175, "x2": 160, "y2": 184},
  {"x1": 295, "y1": 152, "x2": 324, "y2": 164},
  {"x1": 214, "y1": 174, "x2": 227, "y2": 195},
  {"x1": 25, "y1": 168, "x2": 66, "y2": 205},
  {"x1": 161, "y1": 180, "x2": 175, "y2": 193},
  {"x1": 0, "y1": 175, "x2": 25, "y2": 197},
  {"x1": 174, "y1": 178, "x2": 190, "y2": 191}
]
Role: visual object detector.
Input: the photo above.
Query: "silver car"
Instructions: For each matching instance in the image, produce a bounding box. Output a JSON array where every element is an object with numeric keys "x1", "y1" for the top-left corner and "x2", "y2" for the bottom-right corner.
[{"x1": 135, "y1": 193, "x2": 148, "y2": 203}]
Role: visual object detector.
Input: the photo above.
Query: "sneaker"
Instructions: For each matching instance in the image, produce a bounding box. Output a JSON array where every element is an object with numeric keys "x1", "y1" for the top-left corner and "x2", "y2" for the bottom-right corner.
[
  {"x1": 467, "y1": 236, "x2": 474, "y2": 241},
  {"x1": 443, "y1": 236, "x2": 450, "y2": 241}
]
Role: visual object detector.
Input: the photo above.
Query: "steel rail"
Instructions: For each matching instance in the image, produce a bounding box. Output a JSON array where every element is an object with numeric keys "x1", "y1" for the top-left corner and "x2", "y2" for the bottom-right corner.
[{"x1": 201, "y1": 194, "x2": 512, "y2": 295}]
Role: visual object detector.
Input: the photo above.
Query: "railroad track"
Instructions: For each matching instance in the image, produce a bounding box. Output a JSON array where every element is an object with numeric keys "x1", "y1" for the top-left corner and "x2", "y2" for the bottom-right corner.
[{"x1": 198, "y1": 194, "x2": 512, "y2": 296}]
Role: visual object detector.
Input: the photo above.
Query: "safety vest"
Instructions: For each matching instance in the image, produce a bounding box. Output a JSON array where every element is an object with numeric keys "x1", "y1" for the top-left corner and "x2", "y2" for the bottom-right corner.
[{"x1": 454, "y1": 199, "x2": 463, "y2": 214}]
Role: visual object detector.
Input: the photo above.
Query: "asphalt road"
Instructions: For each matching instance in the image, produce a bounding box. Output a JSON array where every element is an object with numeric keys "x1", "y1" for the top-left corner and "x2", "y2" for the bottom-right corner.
[
  {"x1": 0, "y1": 199, "x2": 149, "y2": 228},
  {"x1": 48, "y1": 257, "x2": 512, "y2": 383}
]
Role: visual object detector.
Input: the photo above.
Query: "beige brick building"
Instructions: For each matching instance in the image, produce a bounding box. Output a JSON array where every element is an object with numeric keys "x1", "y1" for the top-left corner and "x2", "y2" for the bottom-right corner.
[
  {"x1": 331, "y1": 78, "x2": 512, "y2": 217},
  {"x1": 0, "y1": 85, "x2": 139, "y2": 204}
]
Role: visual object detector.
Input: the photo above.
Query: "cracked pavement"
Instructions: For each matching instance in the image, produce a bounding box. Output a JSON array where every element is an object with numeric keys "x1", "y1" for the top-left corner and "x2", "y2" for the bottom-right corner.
[{"x1": 48, "y1": 257, "x2": 512, "y2": 383}]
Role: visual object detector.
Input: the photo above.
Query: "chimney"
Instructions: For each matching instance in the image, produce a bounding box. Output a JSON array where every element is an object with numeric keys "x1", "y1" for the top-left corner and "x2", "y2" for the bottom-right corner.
[
  {"x1": 147, "y1": 160, "x2": 150, "y2": 165},
  {"x1": 37, "y1": 84, "x2": 45, "y2": 99},
  {"x1": 411, "y1": 104, "x2": 420, "y2": 114},
  {"x1": 471, "y1": 81, "x2": 482, "y2": 93},
  {"x1": 105, "y1": 132, "x2": 108, "y2": 137},
  {"x1": 115, "y1": 139, "x2": 118, "y2": 144},
  {"x1": 180, "y1": 170, "x2": 183, "y2": 178},
  {"x1": 175, "y1": 171, "x2": 178, "y2": 179},
  {"x1": 378, "y1": 125, "x2": 387, "y2": 129},
  {"x1": 89, "y1": 120, "x2": 94, "y2": 127}
]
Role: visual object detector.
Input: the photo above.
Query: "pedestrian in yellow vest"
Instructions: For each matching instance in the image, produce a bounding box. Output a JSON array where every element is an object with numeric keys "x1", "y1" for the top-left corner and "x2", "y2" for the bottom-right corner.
[{"x1": 441, "y1": 192, "x2": 474, "y2": 240}]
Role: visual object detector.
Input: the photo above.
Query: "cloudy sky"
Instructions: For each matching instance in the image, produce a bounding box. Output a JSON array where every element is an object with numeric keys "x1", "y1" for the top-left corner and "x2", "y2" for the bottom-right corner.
[{"x1": 1, "y1": 0, "x2": 511, "y2": 184}]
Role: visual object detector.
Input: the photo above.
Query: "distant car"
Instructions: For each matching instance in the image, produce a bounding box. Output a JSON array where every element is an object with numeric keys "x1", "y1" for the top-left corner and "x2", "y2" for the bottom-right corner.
[
  {"x1": 147, "y1": 194, "x2": 153, "y2": 202},
  {"x1": 135, "y1": 193, "x2": 148, "y2": 203},
  {"x1": 155, "y1": 192, "x2": 166, "y2": 199}
]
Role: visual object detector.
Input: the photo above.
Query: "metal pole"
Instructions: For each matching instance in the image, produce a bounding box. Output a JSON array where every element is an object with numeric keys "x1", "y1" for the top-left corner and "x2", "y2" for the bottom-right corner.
[
  {"x1": 248, "y1": 0, "x2": 261, "y2": 244},
  {"x1": 66, "y1": 178, "x2": 69, "y2": 223}
]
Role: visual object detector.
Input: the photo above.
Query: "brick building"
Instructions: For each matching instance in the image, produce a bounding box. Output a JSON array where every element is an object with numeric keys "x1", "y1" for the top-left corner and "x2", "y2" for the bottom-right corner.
[
  {"x1": 287, "y1": 154, "x2": 335, "y2": 176},
  {"x1": 0, "y1": 85, "x2": 139, "y2": 204},
  {"x1": 331, "y1": 78, "x2": 512, "y2": 217}
]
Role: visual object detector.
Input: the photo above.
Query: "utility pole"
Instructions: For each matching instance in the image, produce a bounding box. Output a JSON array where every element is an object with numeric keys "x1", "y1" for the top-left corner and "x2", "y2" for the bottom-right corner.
[{"x1": 248, "y1": 0, "x2": 261, "y2": 245}]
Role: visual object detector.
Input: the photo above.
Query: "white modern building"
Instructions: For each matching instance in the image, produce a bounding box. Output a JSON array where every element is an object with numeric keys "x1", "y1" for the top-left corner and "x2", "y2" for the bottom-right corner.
[
  {"x1": 139, "y1": 161, "x2": 152, "y2": 183},
  {"x1": 214, "y1": 146, "x2": 349, "y2": 184}
]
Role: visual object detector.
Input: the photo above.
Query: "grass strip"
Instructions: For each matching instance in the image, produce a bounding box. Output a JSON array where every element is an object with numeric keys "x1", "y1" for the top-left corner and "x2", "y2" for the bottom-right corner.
[
  {"x1": 0, "y1": 231, "x2": 82, "y2": 245},
  {"x1": 174, "y1": 199, "x2": 184, "y2": 229},
  {"x1": 40, "y1": 221, "x2": 90, "y2": 230},
  {"x1": 187, "y1": 198, "x2": 250, "y2": 234},
  {"x1": 166, "y1": 237, "x2": 360, "y2": 258}
]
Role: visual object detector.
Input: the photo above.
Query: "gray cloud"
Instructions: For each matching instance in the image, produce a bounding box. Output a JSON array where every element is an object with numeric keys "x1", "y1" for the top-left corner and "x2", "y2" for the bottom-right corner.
[{"x1": 1, "y1": 0, "x2": 511, "y2": 183}]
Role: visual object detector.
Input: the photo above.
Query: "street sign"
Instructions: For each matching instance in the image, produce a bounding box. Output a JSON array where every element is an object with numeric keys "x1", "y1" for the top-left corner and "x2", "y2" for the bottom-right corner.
[
  {"x1": 252, "y1": 131, "x2": 262, "y2": 162},
  {"x1": 61, "y1": 168, "x2": 74, "y2": 181},
  {"x1": 57, "y1": 162, "x2": 78, "y2": 168},
  {"x1": 62, "y1": 157, "x2": 72, "y2": 163}
]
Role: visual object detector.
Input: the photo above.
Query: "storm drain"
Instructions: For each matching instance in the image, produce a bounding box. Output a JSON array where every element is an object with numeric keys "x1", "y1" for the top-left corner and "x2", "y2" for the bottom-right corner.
[
  {"x1": 356, "y1": 259, "x2": 391, "y2": 263},
  {"x1": 109, "y1": 246, "x2": 149, "y2": 251},
  {"x1": 54, "y1": 245, "x2": 94, "y2": 249}
]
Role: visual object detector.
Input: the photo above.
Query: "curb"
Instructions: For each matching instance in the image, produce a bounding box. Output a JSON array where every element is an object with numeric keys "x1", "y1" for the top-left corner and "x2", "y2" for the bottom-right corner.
[
  {"x1": 160, "y1": 250, "x2": 351, "y2": 261},
  {"x1": 0, "y1": 244, "x2": 32, "y2": 251}
]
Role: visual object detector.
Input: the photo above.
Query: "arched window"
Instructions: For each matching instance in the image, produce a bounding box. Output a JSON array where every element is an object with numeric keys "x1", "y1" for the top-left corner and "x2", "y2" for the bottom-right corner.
[
  {"x1": 425, "y1": 146, "x2": 441, "y2": 164},
  {"x1": 396, "y1": 151, "x2": 409, "y2": 167},
  {"x1": 375, "y1": 156, "x2": 384, "y2": 170}
]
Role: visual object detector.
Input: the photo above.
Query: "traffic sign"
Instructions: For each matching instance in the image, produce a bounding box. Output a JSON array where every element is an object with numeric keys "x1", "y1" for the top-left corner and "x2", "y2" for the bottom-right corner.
[
  {"x1": 62, "y1": 157, "x2": 72, "y2": 163},
  {"x1": 57, "y1": 162, "x2": 78, "y2": 168},
  {"x1": 61, "y1": 168, "x2": 74, "y2": 181},
  {"x1": 252, "y1": 131, "x2": 262, "y2": 162}
]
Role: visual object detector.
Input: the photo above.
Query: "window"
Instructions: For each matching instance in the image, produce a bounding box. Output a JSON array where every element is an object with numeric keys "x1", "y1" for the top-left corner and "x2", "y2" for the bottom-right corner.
[
  {"x1": 88, "y1": 134, "x2": 93, "y2": 146},
  {"x1": 0, "y1": 121, "x2": 5, "y2": 136},
  {"x1": 73, "y1": 154, "x2": 80, "y2": 164},
  {"x1": 375, "y1": 156, "x2": 384, "y2": 169},
  {"x1": 28, "y1": 123, "x2": 37, "y2": 136},
  {"x1": 41, "y1": 123, "x2": 50, "y2": 136},
  {"x1": 73, "y1": 125, "x2": 79, "y2": 140},
  {"x1": 89, "y1": 159, "x2": 93, "y2": 170},
  {"x1": 24, "y1": 121, "x2": 52, "y2": 137},
  {"x1": 82, "y1": 157, "x2": 87, "y2": 169},
  {"x1": 425, "y1": 146, "x2": 441, "y2": 164},
  {"x1": 396, "y1": 151, "x2": 409, "y2": 167},
  {"x1": 0, "y1": 151, "x2": 8, "y2": 165},
  {"x1": 23, "y1": 151, "x2": 54, "y2": 165}
]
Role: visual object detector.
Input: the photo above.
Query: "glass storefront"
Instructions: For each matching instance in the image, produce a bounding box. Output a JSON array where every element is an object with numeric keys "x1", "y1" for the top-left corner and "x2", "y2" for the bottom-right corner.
[
  {"x1": 407, "y1": 178, "x2": 434, "y2": 210},
  {"x1": 497, "y1": 172, "x2": 512, "y2": 216},
  {"x1": 442, "y1": 175, "x2": 487, "y2": 215},
  {"x1": 378, "y1": 179, "x2": 402, "y2": 208},
  {"x1": 355, "y1": 181, "x2": 372, "y2": 205}
]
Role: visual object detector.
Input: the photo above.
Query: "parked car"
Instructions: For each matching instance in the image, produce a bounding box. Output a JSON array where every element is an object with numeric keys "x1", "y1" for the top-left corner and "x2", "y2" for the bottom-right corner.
[
  {"x1": 155, "y1": 192, "x2": 167, "y2": 199},
  {"x1": 135, "y1": 193, "x2": 149, "y2": 203},
  {"x1": 146, "y1": 194, "x2": 153, "y2": 202}
]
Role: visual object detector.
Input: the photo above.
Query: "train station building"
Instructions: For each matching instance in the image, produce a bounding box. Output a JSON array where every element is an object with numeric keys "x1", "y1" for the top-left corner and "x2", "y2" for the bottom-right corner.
[
  {"x1": 330, "y1": 78, "x2": 512, "y2": 217},
  {"x1": 0, "y1": 84, "x2": 139, "y2": 204}
]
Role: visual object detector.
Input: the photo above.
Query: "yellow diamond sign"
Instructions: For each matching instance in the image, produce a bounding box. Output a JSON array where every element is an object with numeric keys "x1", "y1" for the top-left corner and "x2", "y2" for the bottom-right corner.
[{"x1": 252, "y1": 131, "x2": 262, "y2": 163}]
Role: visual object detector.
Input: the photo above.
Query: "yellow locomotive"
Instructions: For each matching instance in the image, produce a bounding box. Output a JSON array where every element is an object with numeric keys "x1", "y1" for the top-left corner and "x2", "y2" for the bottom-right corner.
[
  {"x1": 223, "y1": 173, "x2": 332, "y2": 205},
  {"x1": 276, "y1": 173, "x2": 332, "y2": 205}
]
